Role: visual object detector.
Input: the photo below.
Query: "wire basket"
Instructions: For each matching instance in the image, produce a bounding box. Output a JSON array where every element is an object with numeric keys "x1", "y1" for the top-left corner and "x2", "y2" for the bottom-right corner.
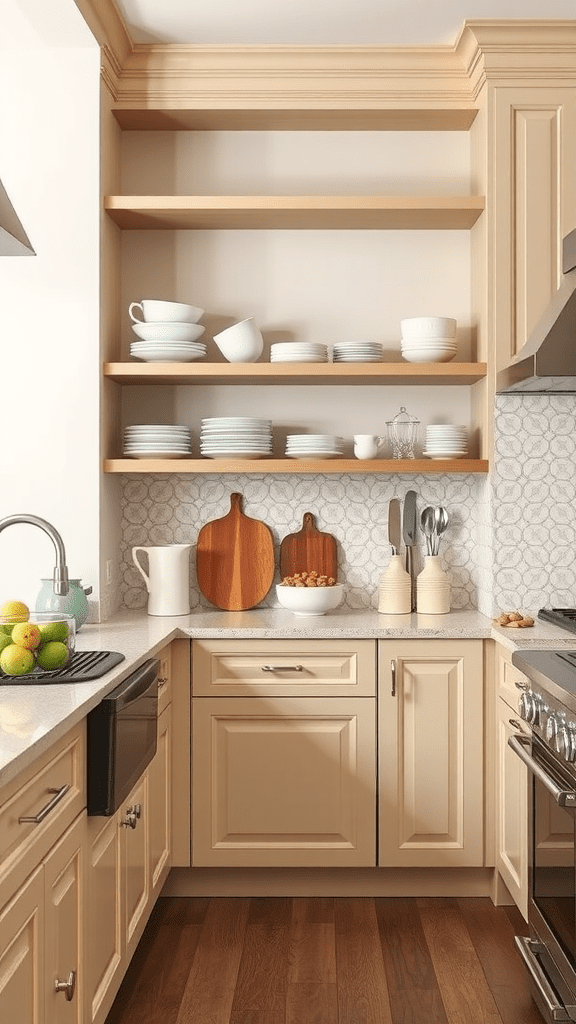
[{"x1": 385, "y1": 406, "x2": 420, "y2": 459}]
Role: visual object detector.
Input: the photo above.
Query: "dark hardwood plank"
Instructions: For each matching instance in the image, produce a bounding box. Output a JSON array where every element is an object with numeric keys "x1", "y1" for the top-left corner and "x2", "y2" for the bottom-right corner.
[
  {"x1": 334, "y1": 897, "x2": 393, "y2": 1024},
  {"x1": 288, "y1": 898, "x2": 337, "y2": 983},
  {"x1": 291, "y1": 897, "x2": 335, "y2": 923},
  {"x1": 457, "y1": 898, "x2": 543, "y2": 1024},
  {"x1": 175, "y1": 897, "x2": 250, "y2": 1024},
  {"x1": 375, "y1": 896, "x2": 450, "y2": 1024},
  {"x1": 229, "y1": 898, "x2": 292, "y2": 1020},
  {"x1": 417, "y1": 897, "x2": 503, "y2": 1024},
  {"x1": 285, "y1": 982, "x2": 339, "y2": 1024},
  {"x1": 502, "y1": 904, "x2": 530, "y2": 937}
]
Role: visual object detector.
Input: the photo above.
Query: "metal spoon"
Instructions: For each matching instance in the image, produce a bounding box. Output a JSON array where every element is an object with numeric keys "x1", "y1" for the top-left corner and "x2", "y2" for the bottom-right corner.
[
  {"x1": 433, "y1": 506, "x2": 449, "y2": 554},
  {"x1": 420, "y1": 506, "x2": 435, "y2": 556}
]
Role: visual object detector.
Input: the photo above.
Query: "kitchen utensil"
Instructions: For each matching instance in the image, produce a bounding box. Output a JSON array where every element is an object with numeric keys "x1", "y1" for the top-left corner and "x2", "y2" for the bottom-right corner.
[
  {"x1": 421, "y1": 506, "x2": 435, "y2": 556},
  {"x1": 196, "y1": 493, "x2": 274, "y2": 610},
  {"x1": 388, "y1": 498, "x2": 402, "y2": 556},
  {"x1": 132, "y1": 544, "x2": 192, "y2": 616},
  {"x1": 353, "y1": 434, "x2": 385, "y2": 459},
  {"x1": 213, "y1": 317, "x2": 264, "y2": 362},
  {"x1": 433, "y1": 507, "x2": 450, "y2": 554},
  {"x1": 35, "y1": 578, "x2": 93, "y2": 630},
  {"x1": 386, "y1": 407, "x2": 420, "y2": 459},
  {"x1": 129, "y1": 300, "x2": 204, "y2": 324},
  {"x1": 402, "y1": 490, "x2": 418, "y2": 611},
  {"x1": 279, "y1": 512, "x2": 338, "y2": 582},
  {"x1": 275, "y1": 583, "x2": 344, "y2": 616}
]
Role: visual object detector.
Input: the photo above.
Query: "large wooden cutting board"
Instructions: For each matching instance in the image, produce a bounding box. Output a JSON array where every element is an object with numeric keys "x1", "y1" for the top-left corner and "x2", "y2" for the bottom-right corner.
[
  {"x1": 279, "y1": 512, "x2": 338, "y2": 582},
  {"x1": 196, "y1": 493, "x2": 275, "y2": 610}
]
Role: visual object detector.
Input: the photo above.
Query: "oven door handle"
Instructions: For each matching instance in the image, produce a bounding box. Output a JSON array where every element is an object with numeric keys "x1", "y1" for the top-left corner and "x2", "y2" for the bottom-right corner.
[{"x1": 508, "y1": 733, "x2": 576, "y2": 807}]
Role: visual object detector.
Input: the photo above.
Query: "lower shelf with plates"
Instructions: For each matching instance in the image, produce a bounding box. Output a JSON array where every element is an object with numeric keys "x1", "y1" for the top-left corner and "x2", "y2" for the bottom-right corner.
[{"x1": 103, "y1": 457, "x2": 489, "y2": 474}]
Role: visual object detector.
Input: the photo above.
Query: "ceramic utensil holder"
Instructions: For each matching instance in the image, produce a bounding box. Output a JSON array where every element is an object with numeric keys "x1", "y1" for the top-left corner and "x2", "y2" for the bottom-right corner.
[
  {"x1": 378, "y1": 554, "x2": 411, "y2": 614},
  {"x1": 416, "y1": 556, "x2": 450, "y2": 614}
]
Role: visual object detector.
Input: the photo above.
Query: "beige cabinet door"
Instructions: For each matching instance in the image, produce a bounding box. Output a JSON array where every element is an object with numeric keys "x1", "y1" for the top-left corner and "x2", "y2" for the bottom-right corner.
[
  {"x1": 378, "y1": 639, "x2": 484, "y2": 867},
  {"x1": 496, "y1": 698, "x2": 529, "y2": 920},
  {"x1": 123, "y1": 774, "x2": 149, "y2": 959},
  {"x1": 192, "y1": 696, "x2": 376, "y2": 867},
  {"x1": 148, "y1": 702, "x2": 172, "y2": 896},
  {"x1": 85, "y1": 814, "x2": 123, "y2": 1024},
  {"x1": 44, "y1": 814, "x2": 85, "y2": 1024},
  {"x1": 0, "y1": 866, "x2": 44, "y2": 1024}
]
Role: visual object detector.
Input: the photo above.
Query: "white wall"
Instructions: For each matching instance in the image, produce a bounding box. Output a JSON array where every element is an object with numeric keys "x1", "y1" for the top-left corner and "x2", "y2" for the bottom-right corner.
[{"x1": 0, "y1": 2, "x2": 101, "y2": 611}]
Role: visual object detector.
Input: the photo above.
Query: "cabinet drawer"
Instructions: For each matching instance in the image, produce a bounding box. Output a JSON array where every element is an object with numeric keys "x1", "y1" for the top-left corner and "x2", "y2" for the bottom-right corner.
[
  {"x1": 192, "y1": 639, "x2": 376, "y2": 696},
  {"x1": 0, "y1": 723, "x2": 86, "y2": 910},
  {"x1": 497, "y1": 645, "x2": 529, "y2": 712},
  {"x1": 157, "y1": 643, "x2": 172, "y2": 715}
]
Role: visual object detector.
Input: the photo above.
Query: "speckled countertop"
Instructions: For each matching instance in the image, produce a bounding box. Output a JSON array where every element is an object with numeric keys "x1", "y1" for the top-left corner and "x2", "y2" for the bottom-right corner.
[{"x1": 1, "y1": 606, "x2": 575, "y2": 788}]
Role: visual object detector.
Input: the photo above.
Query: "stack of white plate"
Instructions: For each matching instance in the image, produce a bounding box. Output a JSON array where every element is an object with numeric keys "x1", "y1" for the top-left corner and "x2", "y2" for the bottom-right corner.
[
  {"x1": 333, "y1": 342, "x2": 383, "y2": 363},
  {"x1": 270, "y1": 342, "x2": 328, "y2": 363},
  {"x1": 123, "y1": 424, "x2": 193, "y2": 459},
  {"x1": 200, "y1": 417, "x2": 273, "y2": 460},
  {"x1": 285, "y1": 434, "x2": 345, "y2": 460},
  {"x1": 400, "y1": 317, "x2": 457, "y2": 364},
  {"x1": 130, "y1": 322, "x2": 206, "y2": 362},
  {"x1": 423, "y1": 424, "x2": 468, "y2": 460}
]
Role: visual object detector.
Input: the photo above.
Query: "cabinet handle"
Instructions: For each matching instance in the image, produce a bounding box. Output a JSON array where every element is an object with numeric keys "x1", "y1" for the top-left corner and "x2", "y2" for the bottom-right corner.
[
  {"x1": 55, "y1": 970, "x2": 76, "y2": 1001},
  {"x1": 158, "y1": 676, "x2": 168, "y2": 688},
  {"x1": 509, "y1": 719, "x2": 523, "y2": 730},
  {"x1": 390, "y1": 659, "x2": 397, "y2": 697},
  {"x1": 515, "y1": 680, "x2": 529, "y2": 691},
  {"x1": 121, "y1": 811, "x2": 138, "y2": 829},
  {"x1": 129, "y1": 803, "x2": 142, "y2": 819},
  {"x1": 18, "y1": 784, "x2": 70, "y2": 824},
  {"x1": 261, "y1": 664, "x2": 304, "y2": 673}
]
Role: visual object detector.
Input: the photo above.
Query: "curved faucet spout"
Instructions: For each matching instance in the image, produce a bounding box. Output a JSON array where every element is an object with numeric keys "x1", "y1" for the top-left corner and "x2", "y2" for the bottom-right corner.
[{"x1": 0, "y1": 514, "x2": 69, "y2": 596}]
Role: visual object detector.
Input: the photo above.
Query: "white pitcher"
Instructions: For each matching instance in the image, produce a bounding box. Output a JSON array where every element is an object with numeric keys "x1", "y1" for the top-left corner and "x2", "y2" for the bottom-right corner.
[{"x1": 132, "y1": 544, "x2": 192, "y2": 616}]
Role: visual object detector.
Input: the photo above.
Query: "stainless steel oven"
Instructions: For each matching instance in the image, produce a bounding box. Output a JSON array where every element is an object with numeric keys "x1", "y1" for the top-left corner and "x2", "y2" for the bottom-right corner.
[{"x1": 510, "y1": 648, "x2": 576, "y2": 1022}]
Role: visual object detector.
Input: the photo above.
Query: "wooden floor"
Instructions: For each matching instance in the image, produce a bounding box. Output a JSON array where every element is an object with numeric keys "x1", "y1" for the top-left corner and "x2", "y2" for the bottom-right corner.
[{"x1": 104, "y1": 896, "x2": 544, "y2": 1024}]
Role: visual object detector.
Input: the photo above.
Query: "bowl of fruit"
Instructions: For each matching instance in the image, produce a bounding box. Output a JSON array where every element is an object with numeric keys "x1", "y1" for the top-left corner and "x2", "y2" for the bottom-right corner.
[{"x1": 0, "y1": 600, "x2": 75, "y2": 678}]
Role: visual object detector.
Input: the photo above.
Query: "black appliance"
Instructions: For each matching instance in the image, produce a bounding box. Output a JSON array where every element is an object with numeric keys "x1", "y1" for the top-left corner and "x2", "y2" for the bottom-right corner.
[
  {"x1": 87, "y1": 658, "x2": 159, "y2": 816},
  {"x1": 510, "y1": 645, "x2": 576, "y2": 1021}
]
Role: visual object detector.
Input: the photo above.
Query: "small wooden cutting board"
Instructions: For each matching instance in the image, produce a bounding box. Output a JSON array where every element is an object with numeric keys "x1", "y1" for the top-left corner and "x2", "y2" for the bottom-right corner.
[
  {"x1": 196, "y1": 493, "x2": 275, "y2": 610},
  {"x1": 279, "y1": 512, "x2": 338, "y2": 582}
]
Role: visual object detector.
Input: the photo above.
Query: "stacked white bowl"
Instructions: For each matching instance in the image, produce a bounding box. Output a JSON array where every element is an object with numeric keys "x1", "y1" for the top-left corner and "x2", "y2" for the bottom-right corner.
[
  {"x1": 285, "y1": 434, "x2": 344, "y2": 460},
  {"x1": 270, "y1": 342, "x2": 328, "y2": 363},
  {"x1": 423, "y1": 424, "x2": 468, "y2": 460},
  {"x1": 400, "y1": 317, "x2": 457, "y2": 363},
  {"x1": 200, "y1": 417, "x2": 272, "y2": 460},
  {"x1": 129, "y1": 299, "x2": 206, "y2": 362},
  {"x1": 333, "y1": 341, "x2": 382, "y2": 363},
  {"x1": 123, "y1": 424, "x2": 193, "y2": 459}
]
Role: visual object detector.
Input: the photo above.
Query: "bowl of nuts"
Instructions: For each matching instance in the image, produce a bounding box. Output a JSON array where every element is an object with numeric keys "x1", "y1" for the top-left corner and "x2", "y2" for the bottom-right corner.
[{"x1": 276, "y1": 571, "x2": 344, "y2": 616}]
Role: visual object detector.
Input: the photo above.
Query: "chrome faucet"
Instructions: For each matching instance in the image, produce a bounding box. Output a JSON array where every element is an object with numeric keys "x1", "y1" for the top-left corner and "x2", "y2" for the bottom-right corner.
[{"x1": 0, "y1": 514, "x2": 69, "y2": 595}]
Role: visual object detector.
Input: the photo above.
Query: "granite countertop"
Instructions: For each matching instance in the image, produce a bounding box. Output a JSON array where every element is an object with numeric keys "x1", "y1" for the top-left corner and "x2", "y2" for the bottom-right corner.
[{"x1": 1, "y1": 606, "x2": 575, "y2": 788}]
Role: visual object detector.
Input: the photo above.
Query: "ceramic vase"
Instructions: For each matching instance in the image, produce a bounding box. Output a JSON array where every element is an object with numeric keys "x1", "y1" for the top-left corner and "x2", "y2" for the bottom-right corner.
[
  {"x1": 416, "y1": 556, "x2": 450, "y2": 614},
  {"x1": 378, "y1": 554, "x2": 411, "y2": 614}
]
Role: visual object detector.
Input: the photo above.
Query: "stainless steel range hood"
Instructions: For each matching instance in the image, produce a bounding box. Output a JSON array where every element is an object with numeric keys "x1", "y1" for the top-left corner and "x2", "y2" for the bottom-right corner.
[{"x1": 496, "y1": 229, "x2": 576, "y2": 394}]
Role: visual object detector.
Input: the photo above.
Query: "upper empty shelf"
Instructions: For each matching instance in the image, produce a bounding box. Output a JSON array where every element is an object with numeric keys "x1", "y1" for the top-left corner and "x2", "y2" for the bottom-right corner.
[{"x1": 104, "y1": 195, "x2": 485, "y2": 230}]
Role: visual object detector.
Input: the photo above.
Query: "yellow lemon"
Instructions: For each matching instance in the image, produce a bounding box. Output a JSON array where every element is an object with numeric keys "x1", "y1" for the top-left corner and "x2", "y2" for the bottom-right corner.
[
  {"x1": 11, "y1": 622, "x2": 42, "y2": 651},
  {"x1": 0, "y1": 644, "x2": 35, "y2": 676},
  {"x1": 0, "y1": 600, "x2": 29, "y2": 624}
]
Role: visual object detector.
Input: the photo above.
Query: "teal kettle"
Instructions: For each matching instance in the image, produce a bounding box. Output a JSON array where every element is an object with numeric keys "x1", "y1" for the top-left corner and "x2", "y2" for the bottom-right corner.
[{"x1": 35, "y1": 578, "x2": 93, "y2": 630}]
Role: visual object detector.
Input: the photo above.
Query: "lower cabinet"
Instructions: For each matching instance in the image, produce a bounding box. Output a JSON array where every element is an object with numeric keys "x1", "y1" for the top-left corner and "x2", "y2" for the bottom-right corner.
[{"x1": 378, "y1": 639, "x2": 484, "y2": 867}]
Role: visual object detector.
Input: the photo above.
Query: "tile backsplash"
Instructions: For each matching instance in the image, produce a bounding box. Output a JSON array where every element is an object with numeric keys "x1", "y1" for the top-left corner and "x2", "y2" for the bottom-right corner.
[{"x1": 120, "y1": 472, "x2": 489, "y2": 613}]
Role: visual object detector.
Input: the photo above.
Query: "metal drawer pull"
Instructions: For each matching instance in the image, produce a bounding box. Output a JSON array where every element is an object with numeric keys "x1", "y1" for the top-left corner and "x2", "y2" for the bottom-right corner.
[
  {"x1": 18, "y1": 784, "x2": 70, "y2": 824},
  {"x1": 158, "y1": 676, "x2": 168, "y2": 689},
  {"x1": 121, "y1": 803, "x2": 142, "y2": 829},
  {"x1": 514, "y1": 937, "x2": 571, "y2": 1020},
  {"x1": 261, "y1": 665, "x2": 304, "y2": 672},
  {"x1": 509, "y1": 719, "x2": 523, "y2": 730},
  {"x1": 55, "y1": 971, "x2": 76, "y2": 1001},
  {"x1": 391, "y1": 659, "x2": 397, "y2": 697},
  {"x1": 507, "y1": 734, "x2": 576, "y2": 806},
  {"x1": 515, "y1": 680, "x2": 529, "y2": 691}
]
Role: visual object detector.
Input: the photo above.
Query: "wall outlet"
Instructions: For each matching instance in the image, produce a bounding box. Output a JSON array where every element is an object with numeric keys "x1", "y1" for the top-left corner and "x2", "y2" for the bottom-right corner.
[{"x1": 106, "y1": 560, "x2": 114, "y2": 585}]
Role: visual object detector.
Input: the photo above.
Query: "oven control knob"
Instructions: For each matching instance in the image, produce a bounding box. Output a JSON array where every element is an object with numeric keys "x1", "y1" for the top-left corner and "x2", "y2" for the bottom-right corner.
[
  {"x1": 530, "y1": 694, "x2": 544, "y2": 727},
  {"x1": 545, "y1": 714, "x2": 559, "y2": 745},
  {"x1": 557, "y1": 722, "x2": 570, "y2": 759},
  {"x1": 519, "y1": 691, "x2": 533, "y2": 722}
]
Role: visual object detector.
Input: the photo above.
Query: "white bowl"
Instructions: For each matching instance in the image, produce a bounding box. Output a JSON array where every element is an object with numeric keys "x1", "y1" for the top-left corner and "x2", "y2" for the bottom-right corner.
[
  {"x1": 275, "y1": 583, "x2": 344, "y2": 616},
  {"x1": 131, "y1": 322, "x2": 205, "y2": 342},
  {"x1": 213, "y1": 317, "x2": 264, "y2": 363},
  {"x1": 401, "y1": 348, "x2": 457, "y2": 364},
  {"x1": 129, "y1": 300, "x2": 204, "y2": 324},
  {"x1": 401, "y1": 317, "x2": 457, "y2": 338}
]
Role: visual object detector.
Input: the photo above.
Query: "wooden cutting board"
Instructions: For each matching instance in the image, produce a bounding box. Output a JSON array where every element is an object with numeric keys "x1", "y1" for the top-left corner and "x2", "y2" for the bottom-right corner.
[
  {"x1": 196, "y1": 493, "x2": 275, "y2": 610},
  {"x1": 279, "y1": 512, "x2": 338, "y2": 582}
]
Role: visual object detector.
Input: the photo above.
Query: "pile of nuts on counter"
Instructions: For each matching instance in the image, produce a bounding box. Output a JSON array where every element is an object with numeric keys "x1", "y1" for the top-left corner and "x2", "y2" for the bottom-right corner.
[
  {"x1": 280, "y1": 571, "x2": 337, "y2": 588},
  {"x1": 494, "y1": 610, "x2": 535, "y2": 629}
]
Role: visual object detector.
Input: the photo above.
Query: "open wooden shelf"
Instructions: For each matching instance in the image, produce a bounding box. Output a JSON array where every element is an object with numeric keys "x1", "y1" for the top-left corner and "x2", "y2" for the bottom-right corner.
[
  {"x1": 104, "y1": 195, "x2": 485, "y2": 230},
  {"x1": 104, "y1": 458, "x2": 489, "y2": 475},
  {"x1": 112, "y1": 108, "x2": 479, "y2": 133},
  {"x1": 103, "y1": 361, "x2": 487, "y2": 386}
]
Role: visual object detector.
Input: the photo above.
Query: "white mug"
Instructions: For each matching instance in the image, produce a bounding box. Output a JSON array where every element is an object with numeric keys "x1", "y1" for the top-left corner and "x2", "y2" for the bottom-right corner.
[
  {"x1": 353, "y1": 434, "x2": 385, "y2": 460},
  {"x1": 128, "y1": 299, "x2": 204, "y2": 324}
]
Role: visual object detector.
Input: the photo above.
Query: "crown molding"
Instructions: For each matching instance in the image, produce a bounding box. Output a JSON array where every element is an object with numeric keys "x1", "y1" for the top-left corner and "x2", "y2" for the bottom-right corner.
[
  {"x1": 457, "y1": 20, "x2": 576, "y2": 96},
  {"x1": 73, "y1": 0, "x2": 132, "y2": 95}
]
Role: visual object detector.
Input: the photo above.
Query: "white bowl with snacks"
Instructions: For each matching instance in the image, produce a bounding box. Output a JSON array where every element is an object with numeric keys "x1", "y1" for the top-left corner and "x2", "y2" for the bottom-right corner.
[{"x1": 275, "y1": 583, "x2": 344, "y2": 616}]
